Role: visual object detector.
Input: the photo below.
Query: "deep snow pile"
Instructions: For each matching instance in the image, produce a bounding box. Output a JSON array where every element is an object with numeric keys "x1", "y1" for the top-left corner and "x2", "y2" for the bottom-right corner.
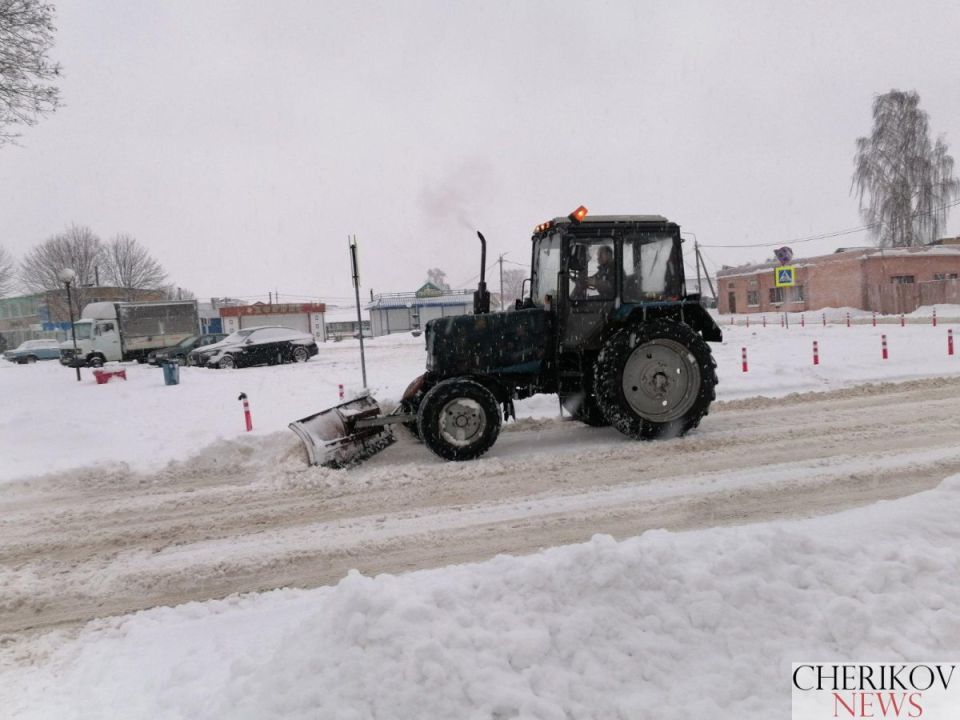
[{"x1": 5, "y1": 476, "x2": 959, "y2": 720}]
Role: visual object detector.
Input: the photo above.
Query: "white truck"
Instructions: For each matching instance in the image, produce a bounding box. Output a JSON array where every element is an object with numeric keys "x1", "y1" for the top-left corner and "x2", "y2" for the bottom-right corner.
[{"x1": 60, "y1": 300, "x2": 200, "y2": 367}]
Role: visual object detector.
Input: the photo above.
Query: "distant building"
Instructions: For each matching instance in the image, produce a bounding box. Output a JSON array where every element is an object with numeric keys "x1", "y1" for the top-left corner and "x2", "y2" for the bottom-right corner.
[
  {"x1": 717, "y1": 244, "x2": 960, "y2": 315},
  {"x1": 219, "y1": 302, "x2": 327, "y2": 340},
  {"x1": 323, "y1": 306, "x2": 371, "y2": 340},
  {"x1": 366, "y1": 284, "x2": 473, "y2": 336},
  {"x1": 0, "y1": 287, "x2": 165, "y2": 348}
]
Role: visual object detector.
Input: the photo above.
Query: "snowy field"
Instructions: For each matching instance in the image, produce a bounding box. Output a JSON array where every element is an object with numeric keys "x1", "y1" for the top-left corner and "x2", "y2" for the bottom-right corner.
[{"x1": 2, "y1": 308, "x2": 960, "y2": 719}]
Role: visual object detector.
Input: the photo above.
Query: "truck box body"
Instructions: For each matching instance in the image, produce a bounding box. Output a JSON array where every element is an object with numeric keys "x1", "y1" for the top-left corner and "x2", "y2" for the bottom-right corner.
[{"x1": 61, "y1": 300, "x2": 200, "y2": 365}]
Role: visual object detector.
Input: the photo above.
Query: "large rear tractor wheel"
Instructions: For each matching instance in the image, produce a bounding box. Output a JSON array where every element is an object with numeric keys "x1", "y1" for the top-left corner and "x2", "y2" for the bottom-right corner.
[
  {"x1": 417, "y1": 378, "x2": 502, "y2": 461},
  {"x1": 594, "y1": 319, "x2": 717, "y2": 440}
]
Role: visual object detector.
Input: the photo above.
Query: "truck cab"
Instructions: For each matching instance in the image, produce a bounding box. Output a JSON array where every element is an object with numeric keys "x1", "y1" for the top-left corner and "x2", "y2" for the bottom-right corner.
[{"x1": 60, "y1": 303, "x2": 123, "y2": 367}]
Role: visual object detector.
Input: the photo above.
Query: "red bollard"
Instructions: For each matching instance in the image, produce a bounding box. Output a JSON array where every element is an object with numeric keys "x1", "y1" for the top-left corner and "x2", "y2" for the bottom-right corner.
[
  {"x1": 901, "y1": 313, "x2": 905, "y2": 327},
  {"x1": 813, "y1": 340, "x2": 819, "y2": 365},
  {"x1": 338, "y1": 383, "x2": 345, "y2": 400},
  {"x1": 872, "y1": 311, "x2": 876, "y2": 327},
  {"x1": 238, "y1": 392, "x2": 253, "y2": 432},
  {"x1": 881, "y1": 334, "x2": 888, "y2": 360},
  {"x1": 949, "y1": 329, "x2": 954, "y2": 356},
  {"x1": 801, "y1": 314, "x2": 805, "y2": 328},
  {"x1": 846, "y1": 312, "x2": 851, "y2": 328},
  {"x1": 822, "y1": 313, "x2": 826, "y2": 327},
  {"x1": 933, "y1": 308, "x2": 937, "y2": 327},
  {"x1": 741, "y1": 347, "x2": 748, "y2": 373}
]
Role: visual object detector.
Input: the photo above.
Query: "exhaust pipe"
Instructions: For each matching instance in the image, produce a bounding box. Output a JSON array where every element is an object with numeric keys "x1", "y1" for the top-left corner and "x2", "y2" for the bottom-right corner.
[{"x1": 473, "y1": 231, "x2": 491, "y2": 315}]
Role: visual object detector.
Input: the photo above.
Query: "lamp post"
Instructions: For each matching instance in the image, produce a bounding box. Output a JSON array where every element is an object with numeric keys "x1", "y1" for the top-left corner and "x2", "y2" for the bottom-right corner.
[{"x1": 58, "y1": 268, "x2": 81, "y2": 382}]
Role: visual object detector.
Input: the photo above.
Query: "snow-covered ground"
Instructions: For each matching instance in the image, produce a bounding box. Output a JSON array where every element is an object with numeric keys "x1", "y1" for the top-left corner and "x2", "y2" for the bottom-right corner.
[
  {"x1": 2, "y1": 307, "x2": 960, "y2": 719},
  {"x1": 4, "y1": 476, "x2": 959, "y2": 719},
  {"x1": 1, "y1": 310, "x2": 958, "y2": 483}
]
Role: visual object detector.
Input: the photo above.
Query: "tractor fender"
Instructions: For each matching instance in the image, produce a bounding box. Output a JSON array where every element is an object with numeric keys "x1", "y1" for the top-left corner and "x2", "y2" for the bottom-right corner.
[{"x1": 615, "y1": 300, "x2": 722, "y2": 343}]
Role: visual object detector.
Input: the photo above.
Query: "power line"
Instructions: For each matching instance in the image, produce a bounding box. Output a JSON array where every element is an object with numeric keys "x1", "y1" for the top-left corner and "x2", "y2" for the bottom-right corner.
[{"x1": 698, "y1": 198, "x2": 960, "y2": 249}]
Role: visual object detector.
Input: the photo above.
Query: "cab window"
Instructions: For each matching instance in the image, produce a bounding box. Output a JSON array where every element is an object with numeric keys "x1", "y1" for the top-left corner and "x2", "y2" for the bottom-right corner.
[
  {"x1": 622, "y1": 234, "x2": 682, "y2": 301},
  {"x1": 533, "y1": 233, "x2": 562, "y2": 305},
  {"x1": 567, "y1": 240, "x2": 616, "y2": 300}
]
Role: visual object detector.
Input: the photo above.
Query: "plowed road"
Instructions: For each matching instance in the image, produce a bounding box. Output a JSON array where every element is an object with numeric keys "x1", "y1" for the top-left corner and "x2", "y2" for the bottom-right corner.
[{"x1": 3, "y1": 377, "x2": 960, "y2": 636}]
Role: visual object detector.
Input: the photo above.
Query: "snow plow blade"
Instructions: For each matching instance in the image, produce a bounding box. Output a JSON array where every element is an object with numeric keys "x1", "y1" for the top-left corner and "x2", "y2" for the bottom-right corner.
[{"x1": 289, "y1": 394, "x2": 399, "y2": 468}]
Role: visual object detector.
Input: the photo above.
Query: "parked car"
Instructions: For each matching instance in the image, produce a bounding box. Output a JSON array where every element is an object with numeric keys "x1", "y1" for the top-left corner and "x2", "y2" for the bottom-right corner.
[
  {"x1": 188, "y1": 326, "x2": 319, "y2": 369},
  {"x1": 4, "y1": 339, "x2": 63, "y2": 364},
  {"x1": 148, "y1": 333, "x2": 227, "y2": 365}
]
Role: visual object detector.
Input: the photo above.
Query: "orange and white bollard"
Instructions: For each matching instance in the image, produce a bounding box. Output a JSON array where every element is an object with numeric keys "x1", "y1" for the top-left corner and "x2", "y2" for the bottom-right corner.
[
  {"x1": 780, "y1": 315, "x2": 785, "y2": 328},
  {"x1": 762, "y1": 315, "x2": 767, "y2": 328},
  {"x1": 846, "y1": 312, "x2": 851, "y2": 328},
  {"x1": 741, "y1": 347, "x2": 748, "y2": 373},
  {"x1": 872, "y1": 311, "x2": 876, "y2": 327},
  {"x1": 801, "y1": 314, "x2": 805, "y2": 328},
  {"x1": 881, "y1": 334, "x2": 888, "y2": 360},
  {"x1": 933, "y1": 308, "x2": 937, "y2": 327},
  {"x1": 238, "y1": 392, "x2": 253, "y2": 432},
  {"x1": 746, "y1": 315, "x2": 750, "y2": 328},
  {"x1": 338, "y1": 383, "x2": 345, "y2": 400},
  {"x1": 901, "y1": 313, "x2": 905, "y2": 327},
  {"x1": 949, "y1": 329, "x2": 954, "y2": 356},
  {"x1": 822, "y1": 313, "x2": 826, "y2": 327},
  {"x1": 812, "y1": 340, "x2": 820, "y2": 365}
]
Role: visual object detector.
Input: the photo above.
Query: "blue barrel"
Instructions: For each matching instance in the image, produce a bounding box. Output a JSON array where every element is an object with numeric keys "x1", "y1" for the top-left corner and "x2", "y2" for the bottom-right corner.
[{"x1": 162, "y1": 360, "x2": 180, "y2": 386}]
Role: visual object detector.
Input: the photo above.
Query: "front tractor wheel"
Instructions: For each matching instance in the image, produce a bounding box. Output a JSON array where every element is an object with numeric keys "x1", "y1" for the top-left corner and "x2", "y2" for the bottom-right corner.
[
  {"x1": 417, "y1": 378, "x2": 502, "y2": 461},
  {"x1": 594, "y1": 320, "x2": 717, "y2": 440}
]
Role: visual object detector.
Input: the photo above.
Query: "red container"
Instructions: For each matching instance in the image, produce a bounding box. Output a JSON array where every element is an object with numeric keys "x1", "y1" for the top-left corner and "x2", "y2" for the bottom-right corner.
[{"x1": 93, "y1": 369, "x2": 127, "y2": 384}]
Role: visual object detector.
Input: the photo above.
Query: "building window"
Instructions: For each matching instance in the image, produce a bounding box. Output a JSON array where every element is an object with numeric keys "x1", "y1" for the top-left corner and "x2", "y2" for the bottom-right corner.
[
  {"x1": 890, "y1": 275, "x2": 915, "y2": 284},
  {"x1": 746, "y1": 289, "x2": 759, "y2": 307},
  {"x1": 769, "y1": 287, "x2": 784, "y2": 304},
  {"x1": 727, "y1": 281, "x2": 736, "y2": 289},
  {"x1": 933, "y1": 273, "x2": 959, "y2": 280},
  {"x1": 789, "y1": 285, "x2": 805, "y2": 303}
]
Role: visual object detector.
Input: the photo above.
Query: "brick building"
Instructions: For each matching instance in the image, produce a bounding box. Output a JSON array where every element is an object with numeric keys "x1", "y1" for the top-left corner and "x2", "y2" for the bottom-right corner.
[{"x1": 716, "y1": 243, "x2": 960, "y2": 315}]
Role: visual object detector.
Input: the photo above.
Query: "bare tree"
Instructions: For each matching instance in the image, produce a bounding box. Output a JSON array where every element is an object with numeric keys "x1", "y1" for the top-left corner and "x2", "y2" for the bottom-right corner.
[
  {"x1": 426, "y1": 268, "x2": 451, "y2": 292},
  {"x1": 501, "y1": 267, "x2": 527, "y2": 306},
  {"x1": 853, "y1": 90, "x2": 960, "y2": 247},
  {"x1": 20, "y1": 225, "x2": 102, "y2": 314},
  {"x1": 0, "y1": 245, "x2": 15, "y2": 296},
  {"x1": 0, "y1": 0, "x2": 61, "y2": 146},
  {"x1": 101, "y1": 234, "x2": 167, "y2": 299}
]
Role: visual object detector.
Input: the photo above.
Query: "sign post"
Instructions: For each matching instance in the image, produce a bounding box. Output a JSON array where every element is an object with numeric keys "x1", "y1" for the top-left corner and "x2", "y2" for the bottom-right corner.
[{"x1": 349, "y1": 235, "x2": 367, "y2": 389}]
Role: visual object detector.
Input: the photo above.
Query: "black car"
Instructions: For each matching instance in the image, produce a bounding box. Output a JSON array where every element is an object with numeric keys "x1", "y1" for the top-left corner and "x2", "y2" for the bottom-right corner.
[
  {"x1": 189, "y1": 326, "x2": 319, "y2": 369},
  {"x1": 148, "y1": 334, "x2": 228, "y2": 365}
]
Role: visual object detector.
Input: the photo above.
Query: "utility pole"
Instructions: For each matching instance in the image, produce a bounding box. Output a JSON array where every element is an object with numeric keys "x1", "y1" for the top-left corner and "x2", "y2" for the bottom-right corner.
[
  {"x1": 349, "y1": 235, "x2": 367, "y2": 388},
  {"x1": 694, "y1": 240, "x2": 703, "y2": 296}
]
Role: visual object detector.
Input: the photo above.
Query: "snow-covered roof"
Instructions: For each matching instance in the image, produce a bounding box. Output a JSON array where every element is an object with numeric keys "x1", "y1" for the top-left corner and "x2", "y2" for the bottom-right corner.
[{"x1": 366, "y1": 291, "x2": 473, "y2": 310}]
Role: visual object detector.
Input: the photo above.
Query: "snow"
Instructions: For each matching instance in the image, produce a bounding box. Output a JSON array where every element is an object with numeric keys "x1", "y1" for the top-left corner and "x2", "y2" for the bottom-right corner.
[
  {"x1": 4, "y1": 475, "x2": 959, "y2": 719},
  {"x1": 2, "y1": 310, "x2": 959, "y2": 483}
]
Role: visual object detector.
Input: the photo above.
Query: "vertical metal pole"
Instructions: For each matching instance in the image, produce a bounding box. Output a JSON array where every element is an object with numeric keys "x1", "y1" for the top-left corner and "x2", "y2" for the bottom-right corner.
[
  {"x1": 66, "y1": 282, "x2": 80, "y2": 382},
  {"x1": 498, "y1": 254, "x2": 504, "y2": 309},
  {"x1": 350, "y1": 235, "x2": 367, "y2": 388},
  {"x1": 694, "y1": 241, "x2": 703, "y2": 296}
]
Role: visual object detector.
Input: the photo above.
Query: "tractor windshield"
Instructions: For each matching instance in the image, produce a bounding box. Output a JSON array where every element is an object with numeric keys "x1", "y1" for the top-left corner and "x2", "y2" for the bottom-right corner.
[
  {"x1": 622, "y1": 233, "x2": 683, "y2": 301},
  {"x1": 532, "y1": 233, "x2": 562, "y2": 305}
]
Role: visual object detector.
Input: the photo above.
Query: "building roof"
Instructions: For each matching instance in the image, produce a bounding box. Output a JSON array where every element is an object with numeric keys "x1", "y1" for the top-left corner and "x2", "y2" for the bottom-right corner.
[
  {"x1": 367, "y1": 290, "x2": 473, "y2": 310},
  {"x1": 717, "y1": 244, "x2": 960, "y2": 277}
]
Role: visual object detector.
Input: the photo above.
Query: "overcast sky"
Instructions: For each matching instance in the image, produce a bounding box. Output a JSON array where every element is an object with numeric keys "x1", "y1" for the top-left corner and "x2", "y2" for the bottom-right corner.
[{"x1": 2, "y1": 0, "x2": 959, "y2": 304}]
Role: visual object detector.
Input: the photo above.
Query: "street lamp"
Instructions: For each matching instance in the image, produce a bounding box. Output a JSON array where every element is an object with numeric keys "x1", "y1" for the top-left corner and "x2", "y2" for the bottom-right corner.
[{"x1": 58, "y1": 268, "x2": 81, "y2": 382}]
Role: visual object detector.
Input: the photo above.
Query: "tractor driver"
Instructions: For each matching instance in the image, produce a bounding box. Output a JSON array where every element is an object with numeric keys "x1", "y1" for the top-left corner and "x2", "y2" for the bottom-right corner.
[{"x1": 586, "y1": 245, "x2": 615, "y2": 297}]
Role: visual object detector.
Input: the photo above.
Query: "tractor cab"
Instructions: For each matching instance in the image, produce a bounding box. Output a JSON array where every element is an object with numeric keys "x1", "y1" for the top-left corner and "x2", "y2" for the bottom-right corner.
[{"x1": 530, "y1": 209, "x2": 707, "y2": 351}]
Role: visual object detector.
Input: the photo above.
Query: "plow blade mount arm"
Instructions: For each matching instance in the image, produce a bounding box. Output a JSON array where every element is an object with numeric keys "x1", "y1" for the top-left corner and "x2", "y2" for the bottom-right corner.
[{"x1": 289, "y1": 393, "x2": 402, "y2": 468}]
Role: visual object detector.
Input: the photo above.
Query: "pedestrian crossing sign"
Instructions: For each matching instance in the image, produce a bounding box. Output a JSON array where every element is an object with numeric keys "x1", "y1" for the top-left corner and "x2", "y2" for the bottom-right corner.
[{"x1": 775, "y1": 266, "x2": 796, "y2": 287}]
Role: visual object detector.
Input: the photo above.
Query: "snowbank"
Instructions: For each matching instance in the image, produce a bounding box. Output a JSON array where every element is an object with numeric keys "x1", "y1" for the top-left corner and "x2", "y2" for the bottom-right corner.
[{"x1": 4, "y1": 476, "x2": 960, "y2": 719}]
